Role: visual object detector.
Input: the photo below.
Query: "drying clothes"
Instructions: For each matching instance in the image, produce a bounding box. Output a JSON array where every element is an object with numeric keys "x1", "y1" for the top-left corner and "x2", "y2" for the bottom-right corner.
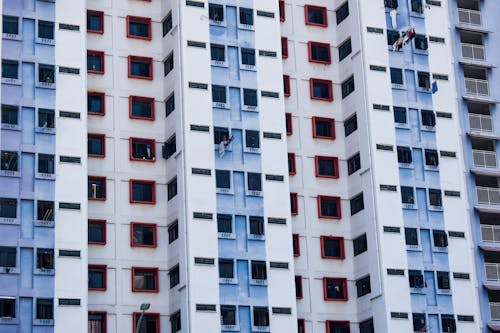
[
  {"x1": 392, "y1": 32, "x2": 405, "y2": 52},
  {"x1": 432, "y1": 81, "x2": 438, "y2": 94},
  {"x1": 219, "y1": 135, "x2": 233, "y2": 158},
  {"x1": 404, "y1": 27, "x2": 416, "y2": 45},
  {"x1": 390, "y1": 9, "x2": 397, "y2": 29}
]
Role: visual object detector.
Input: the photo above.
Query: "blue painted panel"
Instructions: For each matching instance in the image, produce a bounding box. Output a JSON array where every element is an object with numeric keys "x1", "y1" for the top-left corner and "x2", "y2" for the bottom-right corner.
[
  {"x1": 22, "y1": 18, "x2": 35, "y2": 55},
  {"x1": 23, "y1": 0, "x2": 35, "y2": 11},
  {"x1": 22, "y1": 62, "x2": 35, "y2": 101},
  {"x1": 227, "y1": 46, "x2": 240, "y2": 81},
  {"x1": 420, "y1": 229, "x2": 433, "y2": 264},
  {"x1": 21, "y1": 154, "x2": 35, "y2": 194},
  {"x1": 22, "y1": 107, "x2": 35, "y2": 145},
  {"x1": 0, "y1": 225, "x2": 20, "y2": 244},
  {"x1": 19, "y1": 297, "x2": 32, "y2": 333},
  {"x1": 238, "y1": 306, "x2": 251, "y2": 333},
  {"x1": 20, "y1": 248, "x2": 33, "y2": 289},
  {"x1": 21, "y1": 200, "x2": 34, "y2": 239},
  {"x1": 424, "y1": 271, "x2": 437, "y2": 306}
]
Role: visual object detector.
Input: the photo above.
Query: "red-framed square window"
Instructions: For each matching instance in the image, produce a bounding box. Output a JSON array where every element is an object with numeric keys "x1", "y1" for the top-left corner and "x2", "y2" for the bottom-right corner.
[
  {"x1": 298, "y1": 319, "x2": 306, "y2": 333},
  {"x1": 87, "y1": 50, "x2": 105, "y2": 74},
  {"x1": 308, "y1": 42, "x2": 331, "y2": 64},
  {"x1": 285, "y1": 113, "x2": 293, "y2": 135},
  {"x1": 130, "y1": 179, "x2": 156, "y2": 204},
  {"x1": 88, "y1": 133, "x2": 106, "y2": 158},
  {"x1": 283, "y1": 75, "x2": 291, "y2": 97},
  {"x1": 132, "y1": 267, "x2": 159, "y2": 292},
  {"x1": 129, "y1": 96, "x2": 155, "y2": 121},
  {"x1": 312, "y1": 117, "x2": 335, "y2": 140},
  {"x1": 133, "y1": 312, "x2": 160, "y2": 333},
  {"x1": 88, "y1": 92, "x2": 105, "y2": 116},
  {"x1": 305, "y1": 5, "x2": 328, "y2": 27},
  {"x1": 323, "y1": 277, "x2": 348, "y2": 301},
  {"x1": 288, "y1": 153, "x2": 296, "y2": 175},
  {"x1": 315, "y1": 156, "x2": 339, "y2": 178},
  {"x1": 88, "y1": 265, "x2": 107, "y2": 291},
  {"x1": 279, "y1": 0, "x2": 285, "y2": 22},
  {"x1": 326, "y1": 320, "x2": 350, "y2": 333},
  {"x1": 320, "y1": 236, "x2": 345, "y2": 259},
  {"x1": 127, "y1": 16, "x2": 152, "y2": 40},
  {"x1": 292, "y1": 233, "x2": 300, "y2": 257},
  {"x1": 130, "y1": 222, "x2": 157, "y2": 248},
  {"x1": 88, "y1": 311, "x2": 107, "y2": 333},
  {"x1": 310, "y1": 78, "x2": 333, "y2": 101},
  {"x1": 88, "y1": 176, "x2": 106, "y2": 201},
  {"x1": 295, "y1": 275, "x2": 303, "y2": 299},
  {"x1": 130, "y1": 137, "x2": 156, "y2": 162},
  {"x1": 128, "y1": 56, "x2": 153, "y2": 80},
  {"x1": 290, "y1": 192, "x2": 298, "y2": 216},
  {"x1": 87, "y1": 10, "x2": 104, "y2": 34},
  {"x1": 281, "y1": 37, "x2": 288, "y2": 59},
  {"x1": 88, "y1": 219, "x2": 106, "y2": 245},
  {"x1": 317, "y1": 195, "x2": 341, "y2": 219}
]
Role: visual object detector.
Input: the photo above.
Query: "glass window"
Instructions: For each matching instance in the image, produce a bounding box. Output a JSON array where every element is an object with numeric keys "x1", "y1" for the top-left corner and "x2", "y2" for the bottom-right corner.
[
  {"x1": 169, "y1": 266, "x2": 179, "y2": 288},
  {"x1": 38, "y1": 154, "x2": 55, "y2": 174},
  {"x1": 221, "y1": 306, "x2": 236, "y2": 326},
  {"x1": 131, "y1": 97, "x2": 153, "y2": 119},
  {"x1": 251, "y1": 261, "x2": 266, "y2": 280},
  {"x1": 311, "y1": 79, "x2": 332, "y2": 100},
  {"x1": 170, "y1": 312, "x2": 181, "y2": 332},
  {"x1": 441, "y1": 315, "x2": 456, "y2": 333},
  {"x1": 209, "y1": 4, "x2": 224, "y2": 21},
  {"x1": 241, "y1": 48, "x2": 256, "y2": 66},
  {"x1": 129, "y1": 57, "x2": 152, "y2": 78},
  {"x1": 36, "y1": 248, "x2": 54, "y2": 269},
  {"x1": 309, "y1": 43, "x2": 330, "y2": 63},
  {"x1": 164, "y1": 53, "x2": 174, "y2": 76},
  {"x1": 88, "y1": 220, "x2": 105, "y2": 244},
  {"x1": 163, "y1": 135, "x2": 176, "y2": 159},
  {"x1": 350, "y1": 193, "x2": 364, "y2": 215},
  {"x1": 314, "y1": 117, "x2": 335, "y2": 138},
  {"x1": 394, "y1": 107, "x2": 407, "y2": 124},
  {"x1": 433, "y1": 230, "x2": 448, "y2": 247},
  {"x1": 88, "y1": 312, "x2": 106, "y2": 332},
  {"x1": 87, "y1": 52, "x2": 104, "y2": 73},
  {"x1": 353, "y1": 234, "x2": 367, "y2": 256},
  {"x1": 38, "y1": 21, "x2": 54, "y2": 39},
  {"x1": 216, "y1": 170, "x2": 231, "y2": 189},
  {"x1": 1, "y1": 151, "x2": 18, "y2": 171},
  {"x1": 128, "y1": 17, "x2": 150, "y2": 38},
  {"x1": 341, "y1": 76, "x2": 355, "y2": 98},
  {"x1": 165, "y1": 93, "x2": 175, "y2": 117},
  {"x1": 316, "y1": 156, "x2": 337, "y2": 177},
  {"x1": 37, "y1": 201, "x2": 54, "y2": 221},
  {"x1": 422, "y1": 110, "x2": 436, "y2": 127},
  {"x1": 212, "y1": 85, "x2": 226, "y2": 103},
  {"x1": 322, "y1": 237, "x2": 343, "y2": 258},
  {"x1": 429, "y1": 189, "x2": 442, "y2": 207},
  {"x1": 415, "y1": 34, "x2": 428, "y2": 50},
  {"x1": 344, "y1": 114, "x2": 357, "y2": 136},
  {"x1": 36, "y1": 299, "x2": 53, "y2": 320},
  {"x1": 384, "y1": 0, "x2": 398, "y2": 9},
  {"x1": 87, "y1": 11, "x2": 103, "y2": 33},
  {"x1": 418, "y1": 71, "x2": 431, "y2": 90},
  {"x1": 88, "y1": 266, "x2": 106, "y2": 289},
  {"x1": 245, "y1": 130, "x2": 260, "y2": 149},
  {"x1": 425, "y1": 149, "x2": 439, "y2": 166},
  {"x1": 131, "y1": 138, "x2": 154, "y2": 160},
  {"x1": 210, "y1": 44, "x2": 225, "y2": 62},
  {"x1": 38, "y1": 109, "x2": 54, "y2": 128},
  {"x1": 243, "y1": 89, "x2": 257, "y2": 106},
  {"x1": 132, "y1": 268, "x2": 157, "y2": 291},
  {"x1": 219, "y1": 259, "x2": 234, "y2": 278},
  {"x1": 405, "y1": 228, "x2": 418, "y2": 246},
  {"x1": 390, "y1": 68, "x2": 403, "y2": 85},
  {"x1": 38, "y1": 64, "x2": 55, "y2": 84},
  {"x1": 437, "y1": 271, "x2": 450, "y2": 289},
  {"x1": 1, "y1": 105, "x2": 18, "y2": 125},
  {"x1": 409, "y1": 270, "x2": 424, "y2": 288},
  {"x1": 247, "y1": 173, "x2": 262, "y2": 192},
  {"x1": 131, "y1": 181, "x2": 154, "y2": 203},
  {"x1": 132, "y1": 224, "x2": 155, "y2": 246},
  {"x1": 356, "y1": 276, "x2": 371, "y2": 297},
  {"x1": 214, "y1": 127, "x2": 230, "y2": 144},
  {"x1": 253, "y1": 307, "x2": 269, "y2": 327},
  {"x1": 319, "y1": 196, "x2": 340, "y2": 218},
  {"x1": 88, "y1": 93, "x2": 105, "y2": 115},
  {"x1": 0, "y1": 298, "x2": 15, "y2": 318},
  {"x1": 347, "y1": 153, "x2": 361, "y2": 175},
  {"x1": 324, "y1": 278, "x2": 346, "y2": 299},
  {"x1": 411, "y1": 0, "x2": 423, "y2": 13},
  {"x1": 336, "y1": 2, "x2": 349, "y2": 24},
  {"x1": 3, "y1": 16, "x2": 19, "y2": 35},
  {"x1": 0, "y1": 247, "x2": 16, "y2": 267},
  {"x1": 168, "y1": 221, "x2": 178, "y2": 244},
  {"x1": 413, "y1": 314, "x2": 426, "y2": 332},
  {"x1": 306, "y1": 6, "x2": 327, "y2": 26},
  {"x1": 88, "y1": 177, "x2": 106, "y2": 200},
  {"x1": 338, "y1": 38, "x2": 352, "y2": 61},
  {"x1": 249, "y1": 216, "x2": 264, "y2": 235},
  {"x1": 2, "y1": 60, "x2": 18, "y2": 79},
  {"x1": 162, "y1": 12, "x2": 172, "y2": 36},
  {"x1": 217, "y1": 214, "x2": 232, "y2": 233},
  {"x1": 239, "y1": 8, "x2": 253, "y2": 25},
  {"x1": 135, "y1": 313, "x2": 159, "y2": 333},
  {"x1": 397, "y1": 146, "x2": 412, "y2": 164},
  {"x1": 401, "y1": 186, "x2": 415, "y2": 204}
]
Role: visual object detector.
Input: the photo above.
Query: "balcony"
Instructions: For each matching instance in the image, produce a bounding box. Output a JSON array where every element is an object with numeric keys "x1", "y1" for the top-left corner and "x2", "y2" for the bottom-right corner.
[
  {"x1": 465, "y1": 78, "x2": 489, "y2": 96},
  {"x1": 477, "y1": 187, "x2": 500, "y2": 205},
  {"x1": 462, "y1": 43, "x2": 485, "y2": 61},
  {"x1": 486, "y1": 263, "x2": 500, "y2": 281},
  {"x1": 473, "y1": 150, "x2": 497, "y2": 168},
  {"x1": 470, "y1": 114, "x2": 493, "y2": 132},
  {"x1": 482, "y1": 225, "x2": 500, "y2": 243},
  {"x1": 458, "y1": 8, "x2": 482, "y2": 26},
  {"x1": 492, "y1": 303, "x2": 500, "y2": 321}
]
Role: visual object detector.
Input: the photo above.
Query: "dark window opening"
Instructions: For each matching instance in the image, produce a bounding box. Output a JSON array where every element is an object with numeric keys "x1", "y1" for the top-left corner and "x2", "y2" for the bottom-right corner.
[
  {"x1": 249, "y1": 216, "x2": 264, "y2": 236},
  {"x1": 324, "y1": 278, "x2": 347, "y2": 300},
  {"x1": 209, "y1": 4, "x2": 224, "y2": 22},
  {"x1": 37, "y1": 201, "x2": 54, "y2": 221},
  {"x1": 350, "y1": 193, "x2": 364, "y2": 215},
  {"x1": 216, "y1": 170, "x2": 231, "y2": 189},
  {"x1": 251, "y1": 260, "x2": 267, "y2": 280},
  {"x1": 401, "y1": 186, "x2": 415, "y2": 204},
  {"x1": 38, "y1": 109, "x2": 55, "y2": 128},
  {"x1": 38, "y1": 154, "x2": 55, "y2": 174},
  {"x1": 433, "y1": 230, "x2": 448, "y2": 247},
  {"x1": 131, "y1": 138, "x2": 154, "y2": 160},
  {"x1": 88, "y1": 178, "x2": 106, "y2": 200},
  {"x1": 397, "y1": 146, "x2": 412, "y2": 164},
  {"x1": 336, "y1": 2, "x2": 349, "y2": 25},
  {"x1": 38, "y1": 64, "x2": 55, "y2": 84},
  {"x1": 356, "y1": 276, "x2": 371, "y2": 297},
  {"x1": 217, "y1": 214, "x2": 232, "y2": 234},
  {"x1": 347, "y1": 153, "x2": 361, "y2": 175},
  {"x1": 394, "y1": 107, "x2": 407, "y2": 124},
  {"x1": 0, "y1": 247, "x2": 16, "y2": 267},
  {"x1": 341, "y1": 76, "x2": 355, "y2": 98},
  {"x1": 247, "y1": 173, "x2": 262, "y2": 192},
  {"x1": 132, "y1": 224, "x2": 155, "y2": 247},
  {"x1": 353, "y1": 234, "x2": 368, "y2": 256},
  {"x1": 132, "y1": 268, "x2": 157, "y2": 291},
  {"x1": 409, "y1": 270, "x2": 424, "y2": 288},
  {"x1": 211, "y1": 44, "x2": 225, "y2": 62},
  {"x1": 38, "y1": 21, "x2": 54, "y2": 39},
  {"x1": 1, "y1": 151, "x2": 17, "y2": 171},
  {"x1": 219, "y1": 259, "x2": 234, "y2": 279},
  {"x1": 36, "y1": 299, "x2": 53, "y2": 320},
  {"x1": 241, "y1": 48, "x2": 256, "y2": 66},
  {"x1": 2, "y1": 60, "x2": 18, "y2": 79},
  {"x1": 243, "y1": 89, "x2": 258, "y2": 107},
  {"x1": 240, "y1": 8, "x2": 254, "y2": 25},
  {"x1": 405, "y1": 228, "x2": 418, "y2": 246},
  {"x1": 253, "y1": 307, "x2": 269, "y2": 327},
  {"x1": 36, "y1": 248, "x2": 54, "y2": 269}
]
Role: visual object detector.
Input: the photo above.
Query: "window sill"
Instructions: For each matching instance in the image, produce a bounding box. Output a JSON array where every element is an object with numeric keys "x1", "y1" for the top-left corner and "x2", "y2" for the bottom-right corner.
[
  {"x1": 33, "y1": 319, "x2": 54, "y2": 326},
  {"x1": 0, "y1": 170, "x2": 20, "y2": 177},
  {"x1": 210, "y1": 19, "x2": 226, "y2": 27},
  {"x1": 3, "y1": 33, "x2": 21, "y2": 41},
  {"x1": 35, "y1": 268, "x2": 55, "y2": 275},
  {"x1": 221, "y1": 324, "x2": 240, "y2": 331},
  {"x1": 410, "y1": 287, "x2": 426, "y2": 294},
  {"x1": 240, "y1": 64, "x2": 256, "y2": 71},
  {"x1": 398, "y1": 163, "x2": 414, "y2": 169},
  {"x1": 242, "y1": 105, "x2": 258, "y2": 112},
  {"x1": 421, "y1": 125, "x2": 436, "y2": 132},
  {"x1": 416, "y1": 87, "x2": 432, "y2": 94},
  {"x1": 252, "y1": 326, "x2": 270, "y2": 332},
  {"x1": 130, "y1": 157, "x2": 156, "y2": 163},
  {"x1": 88, "y1": 70, "x2": 105, "y2": 75},
  {"x1": 247, "y1": 190, "x2": 263, "y2": 197},
  {"x1": 212, "y1": 102, "x2": 229, "y2": 109},
  {"x1": 34, "y1": 219, "x2": 55, "y2": 227},
  {"x1": 216, "y1": 187, "x2": 233, "y2": 195},
  {"x1": 250, "y1": 279, "x2": 268, "y2": 286},
  {"x1": 0, "y1": 266, "x2": 19, "y2": 274},
  {"x1": 402, "y1": 203, "x2": 417, "y2": 209},
  {"x1": 35, "y1": 37, "x2": 55, "y2": 45},
  {"x1": 424, "y1": 165, "x2": 439, "y2": 171},
  {"x1": 1, "y1": 124, "x2": 21, "y2": 131},
  {"x1": 238, "y1": 24, "x2": 255, "y2": 31},
  {"x1": 211, "y1": 60, "x2": 228, "y2": 68},
  {"x1": 36, "y1": 173, "x2": 55, "y2": 180},
  {"x1": 218, "y1": 232, "x2": 236, "y2": 239},
  {"x1": 36, "y1": 82, "x2": 56, "y2": 89},
  {"x1": 219, "y1": 277, "x2": 238, "y2": 285},
  {"x1": 395, "y1": 122, "x2": 410, "y2": 129},
  {"x1": 391, "y1": 83, "x2": 406, "y2": 90},
  {"x1": 410, "y1": 11, "x2": 425, "y2": 18},
  {"x1": 433, "y1": 246, "x2": 448, "y2": 253},
  {"x1": 2, "y1": 78, "x2": 22, "y2": 85},
  {"x1": 244, "y1": 147, "x2": 261, "y2": 154},
  {"x1": 429, "y1": 205, "x2": 443, "y2": 211},
  {"x1": 414, "y1": 48, "x2": 428, "y2": 55},
  {"x1": 0, "y1": 317, "x2": 19, "y2": 325},
  {"x1": 436, "y1": 289, "x2": 452, "y2": 295},
  {"x1": 248, "y1": 234, "x2": 265, "y2": 241},
  {"x1": 0, "y1": 217, "x2": 19, "y2": 225},
  {"x1": 406, "y1": 245, "x2": 421, "y2": 251},
  {"x1": 35, "y1": 126, "x2": 56, "y2": 134}
]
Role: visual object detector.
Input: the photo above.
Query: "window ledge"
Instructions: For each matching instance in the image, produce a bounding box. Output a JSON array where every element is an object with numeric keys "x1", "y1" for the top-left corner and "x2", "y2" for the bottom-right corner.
[
  {"x1": 406, "y1": 245, "x2": 422, "y2": 251},
  {"x1": 402, "y1": 203, "x2": 418, "y2": 210},
  {"x1": 0, "y1": 266, "x2": 19, "y2": 274},
  {"x1": 247, "y1": 190, "x2": 263, "y2": 197},
  {"x1": 421, "y1": 125, "x2": 436, "y2": 132},
  {"x1": 35, "y1": 37, "x2": 55, "y2": 45},
  {"x1": 410, "y1": 11, "x2": 425, "y2": 18},
  {"x1": 0, "y1": 317, "x2": 19, "y2": 325},
  {"x1": 213, "y1": 102, "x2": 229, "y2": 109},
  {"x1": 414, "y1": 48, "x2": 428, "y2": 55},
  {"x1": 34, "y1": 268, "x2": 55, "y2": 275},
  {"x1": 240, "y1": 64, "x2": 257, "y2": 71},
  {"x1": 410, "y1": 287, "x2": 426, "y2": 294},
  {"x1": 219, "y1": 277, "x2": 238, "y2": 285},
  {"x1": 216, "y1": 187, "x2": 233, "y2": 195},
  {"x1": 250, "y1": 279, "x2": 268, "y2": 286},
  {"x1": 218, "y1": 232, "x2": 236, "y2": 239},
  {"x1": 398, "y1": 163, "x2": 414, "y2": 169},
  {"x1": 242, "y1": 105, "x2": 258, "y2": 112},
  {"x1": 211, "y1": 60, "x2": 228, "y2": 68},
  {"x1": 429, "y1": 205, "x2": 443, "y2": 211},
  {"x1": 210, "y1": 20, "x2": 227, "y2": 27},
  {"x1": 35, "y1": 127, "x2": 56, "y2": 134},
  {"x1": 33, "y1": 319, "x2": 54, "y2": 326},
  {"x1": 34, "y1": 220, "x2": 55, "y2": 228},
  {"x1": 221, "y1": 324, "x2": 240, "y2": 331},
  {"x1": 244, "y1": 147, "x2": 261, "y2": 154},
  {"x1": 433, "y1": 246, "x2": 448, "y2": 253},
  {"x1": 0, "y1": 218, "x2": 19, "y2": 225},
  {"x1": 391, "y1": 83, "x2": 406, "y2": 90},
  {"x1": 238, "y1": 24, "x2": 255, "y2": 31},
  {"x1": 248, "y1": 234, "x2": 265, "y2": 241},
  {"x1": 424, "y1": 165, "x2": 439, "y2": 171},
  {"x1": 0, "y1": 170, "x2": 20, "y2": 177},
  {"x1": 3, "y1": 33, "x2": 21, "y2": 41},
  {"x1": 395, "y1": 123, "x2": 410, "y2": 129},
  {"x1": 36, "y1": 173, "x2": 56, "y2": 180},
  {"x1": 1, "y1": 124, "x2": 21, "y2": 131},
  {"x1": 417, "y1": 87, "x2": 432, "y2": 94},
  {"x1": 36, "y1": 82, "x2": 56, "y2": 89},
  {"x1": 252, "y1": 325, "x2": 270, "y2": 332},
  {"x1": 436, "y1": 289, "x2": 452, "y2": 295},
  {"x1": 2, "y1": 78, "x2": 22, "y2": 85}
]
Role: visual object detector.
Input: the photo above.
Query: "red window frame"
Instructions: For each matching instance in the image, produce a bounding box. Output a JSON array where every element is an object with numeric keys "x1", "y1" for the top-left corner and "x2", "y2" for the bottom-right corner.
[
  {"x1": 88, "y1": 264, "x2": 107, "y2": 291},
  {"x1": 315, "y1": 156, "x2": 339, "y2": 178},
  {"x1": 88, "y1": 219, "x2": 106, "y2": 245},
  {"x1": 88, "y1": 311, "x2": 107, "y2": 333},
  {"x1": 130, "y1": 222, "x2": 158, "y2": 248},
  {"x1": 326, "y1": 320, "x2": 350, "y2": 333},
  {"x1": 88, "y1": 92, "x2": 106, "y2": 116},
  {"x1": 129, "y1": 179, "x2": 156, "y2": 204},
  {"x1": 129, "y1": 96, "x2": 155, "y2": 121},
  {"x1": 129, "y1": 137, "x2": 156, "y2": 162},
  {"x1": 88, "y1": 176, "x2": 107, "y2": 201},
  {"x1": 317, "y1": 195, "x2": 342, "y2": 219},
  {"x1": 285, "y1": 113, "x2": 293, "y2": 135},
  {"x1": 281, "y1": 37, "x2": 288, "y2": 59},
  {"x1": 88, "y1": 133, "x2": 106, "y2": 158},
  {"x1": 279, "y1": 0, "x2": 285, "y2": 22},
  {"x1": 131, "y1": 267, "x2": 159, "y2": 293},
  {"x1": 308, "y1": 42, "x2": 331, "y2": 64},
  {"x1": 126, "y1": 16, "x2": 152, "y2": 40},
  {"x1": 128, "y1": 56, "x2": 153, "y2": 80},
  {"x1": 320, "y1": 236, "x2": 345, "y2": 259},
  {"x1": 323, "y1": 277, "x2": 348, "y2": 301},
  {"x1": 132, "y1": 312, "x2": 160, "y2": 333},
  {"x1": 295, "y1": 275, "x2": 303, "y2": 299},
  {"x1": 298, "y1": 319, "x2": 306, "y2": 333},
  {"x1": 87, "y1": 10, "x2": 104, "y2": 34},
  {"x1": 312, "y1": 117, "x2": 336, "y2": 140},
  {"x1": 87, "y1": 50, "x2": 105, "y2": 74},
  {"x1": 290, "y1": 192, "x2": 298, "y2": 216},
  {"x1": 283, "y1": 75, "x2": 291, "y2": 97},
  {"x1": 288, "y1": 153, "x2": 296, "y2": 175},
  {"x1": 309, "y1": 78, "x2": 333, "y2": 101},
  {"x1": 292, "y1": 233, "x2": 300, "y2": 257},
  {"x1": 304, "y1": 5, "x2": 328, "y2": 27}
]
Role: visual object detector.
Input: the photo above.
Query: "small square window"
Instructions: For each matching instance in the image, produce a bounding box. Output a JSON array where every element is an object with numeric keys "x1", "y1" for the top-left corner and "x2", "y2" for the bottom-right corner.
[
  {"x1": 336, "y1": 2, "x2": 349, "y2": 25},
  {"x1": 88, "y1": 265, "x2": 107, "y2": 291},
  {"x1": 283, "y1": 75, "x2": 291, "y2": 97},
  {"x1": 397, "y1": 146, "x2": 412, "y2": 164},
  {"x1": 3, "y1": 16, "x2": 19, "y2": 35},
  {"x1": 170, "y1": 311, "x2": 181, "y2": 332},
  {"x1": 221, "y1": 306, "x2": 237, "y2": 326},
  {"x1": 217, "y1": 214, "x2": 232, "y2": 234},
  {"x1": 308, "y1": 42, "x2": 331, "y2": 64},
  {"x1": 344, "y1": 114, "x2": 357, "y2": 137},
  {"x1": 390, "y1": 68, "x2": 403, "y2": 85},
  {"x1": 253, "y1": 307, "x2": 269, "y2": 327},
  {"x1": 132, "y1": 267, "x2": 159, "y2": 292},
  {"x1": 318, "y1": 195, "x2": 341, "y2": 219},
  {"x1": 240, "y1": 8, "x2": 254, "y2": 26},
  {"x1": 164, "y1": 52, "x2": 174, "y2": 76},
  {"x1": 88, "y1": 92, "x2": 105, "y2": 115},
  {"x1": 134, "y1": 313, "x2": 160, "y2": 333},
  {"x1": 87, "y1": 10, "x2": 104, "y2": 34},
  {"x1": 216, "y1": 170, "x2": 231, "y2": 189},
  {"x1": 128, "y1": 56, "x2": 153, "y2": 80},
  {"x1": 415, "y1": 34, "x2": 428, "y2": 50},
  {"x1": 279, "y1": 0, "x2": 285, "y2": 22},
  {"x1": 0, "y1": 298, "x2": 15, "y2": 318},
  {"x1": 38, "y1": 64, "x2": 55, "y2": 84},
  {"x1": 281, "y1": 37, "x2": 288, "y2": 58},
  {"x1": 350, "y1": 193, "x2": 364, "y2": 215},
  {"x1": 37, "y1": 201, "x2": 54, "y2": 221},
  {"x1": 214, "y1": 127, "x2": 230, "y2": 145},
  {"x1": 385, "y1": 0, "x2": 398, "y2": 9},
  {"x1": 353, "y1": 233, "x2": 367, "y2": 256},
  {"x1": 243, "y1": 89, "x2": 258, "y2": 107},
  {"x1": 36, "y1": 248, "x2": 54, "y2": 269},
  {"x1": 327, "y1": 321, "x2": 350, "y2": 333},
  {"x1": 405, "y1": 228, "x2": 418, "y2": 246},
  {"x1": 169, "y1": 265, "x2": 180, "y2": 288},
  {"x1": 321, "y1": 236, "x2": 344, "y2": 259},
  {"x1": 130, "y1": 138, "x2": 155, "y2": 161},
  {"x1": 209, "y1": 4, "x2": 224, "y2": 22},
  {"x1": 347, "y1": 153, "x2": 361, "y2": 175},
  {"x1": 219, "y1": 259, "x2": 234, "y2": 279},
  {"x1": 163, "y1": 135, "x2": 176, "y2": 160},
  {"x1": 1, "y1": 151, "x2": 18, "y2": 171},
  {"x1": 168, "y1": 177, "x2": 177, "y2": 201},
  {"x1": 441, "y1": 315, "x2": 456, "y2": 333},
  {"x1": 315, "y1": 156, "x2": 339, "y2": 178},
  {"x1": 310, "y1": 78, "x2": 333, "y2": 101},
  {"x1": 87, "y1": 51, "x2": 104, "y2": 74},
  {"x1": 241, "y1": 48, "x2": 256, "y2": 66},
  {"x1": 339, "y1": 38, "x2": 352, "y2": 61},
  {"x1": 38, "y1": 108, "x2": 54, "y2": 128},
  {"x1": 249, "y1": 216, "x2": 264, "y2": 236},
  {"x1": 418, "y1": 71, "x2": 431, "y2": 90},
  {"x1": 411, "y1": 0, "x2": 423, "y2": 13},
  {"x1": 162, "y1": 11, "x2": 172, "y2": 36},
  {"x1": 165, "y1": 93, "x2": 175, "y2": 117},
  {"x1": 245, "y1": 130, "x2": 260, "y2": 149},
  {"x1": 285, "y1": 113, "x2": 292, "y2": 135},
  {"x1": 211, "y1": 44, "x2": 225, "y2": 62},
  {"x1": 422, "y1": 110, "x2": 436, "y2": 127},
  {"x1": 131, "y1": 223, "x2": 157, "y2": 248},
  {"x1": 323, "y1": 277, "x2": 348, "y2": 301},
  {"x1": 433, "y1": 230, "x2": 448, "y2": 247},
  {"x1": 212, "y1": 85, "x2": 227, "y2": 104},
  {"x1": 247, "y1": 172, "x2": 262, "y2": 192},
  {"x1": 168, "y1": 221, "x2": 179, "y2": 244},
  {"x1": 88, "y1": 219, "x2": 106, "y2": 245},
  {"x1": 1, "y1": 105, "x2": 18, "y2": 125},
  {"x1": 0, "y1": 198, "x2": 17, "y2": 219},
  {"x1": 290, "y1": 192, "x2": 298, "y2": 215},
  {"x1": 356, "y1": 276, "x2": 371, "y2": 297},
  {"x1": 129, "y1": 96, "x2": 155, "y2": 120},
  {"x1": 88, "y1": 177, "x2": 106, "y2": 200},
  {"x1": 88, "y1": 312, "x2": 106, "y2": 332},
  {"x1": 127, "y1": 16, "x2": 151, "y2": 40},
  {"x1": 305, "y1": 5, "x2": 327, "y2": 27},
  {"x1": 2, "y1": 60, "x2": 18, "y2": 79},
  {"x1": 36, "y1": 299, "x2": 53, "y2": 320},
  {"x1": 409, "y1": 270, "x2": 424, "y2": 288},
  {"x1": 429, "y1": 188, "x2": 442, "y2": 207},
  {"x1": 341, "y1": 76, "x2": 355, "y2": 98},
  {"x1": 288, "y1": 153, "x2": 296, "y2": 175},
  {"x1": 130, "y1": 180, "x2": 156, "y2": 204},
  {"x1": 425, "y1": 149, "x2": 439, "y2": 166},
  {"x1": 38, "y1": 21, "x2": 54, "y2": 40},
  {"x1": 387, "y1": 29, "x2": 400, "y2": 46},
  {"x1": 88, "y1": 134, "x2": 105, "y2": 157},
  {"x1": 437, "y1": 271, "x2": 450, "y2": 290},
  {"x1": 292, "y1": 234, "x2": 300, "y2": 256},
  {"x1": 394, "y1": 106, "x2": 407, "y2": 124},
  {"x1": 413, "y1": 313, "x2": 426, "y2": 332},
  {"x1": 0, "y1": 247, "x2": 16, "y2": 267},
  {"x1": 401, "y1": 186, "x2": 415, "y2": 204},
  {"x1": 312, "y1": 117, "x2": 335, "y2": 139},
  {"x1": 295, "y1": 275, "x2": 303, "y2": 299}
]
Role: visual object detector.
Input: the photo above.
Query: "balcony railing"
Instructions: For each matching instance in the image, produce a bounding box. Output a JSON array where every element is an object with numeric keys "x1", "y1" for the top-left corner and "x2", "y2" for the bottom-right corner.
[
  {"x1": 477, "y1": 186, "x2": 500, "y2": 205},
  {"x1": 469, "y1": 114, "x2": 493, "y2": 132},
  {"x1": 482, "y1": 225, "x2": 500, "y2": 243},
  {"x1": 473, "y1": 150, "x2": 497, "y2": 168},
  {"x1": 492, "y1": 303, "x2": 500, "y2": 321},
  {"x1": 486, "y1": 263, "x2": 500, "y2": 281},
  {"x1": 461, "y1": 43, "x2": 486, "y2": 61},
  {"x1": 465, "y1": 78, "x2": 490, "y2": 96},
  {"x1": 458, "y1": 8, "x2": 482, "y2": 26}
]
